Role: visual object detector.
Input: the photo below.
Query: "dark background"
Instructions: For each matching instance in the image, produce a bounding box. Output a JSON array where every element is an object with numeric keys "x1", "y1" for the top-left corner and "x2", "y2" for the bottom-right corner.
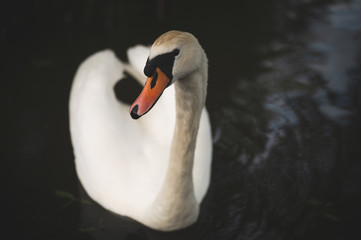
[{"x1": 2, "y1": 0, "x2": 361, "y2": 239}]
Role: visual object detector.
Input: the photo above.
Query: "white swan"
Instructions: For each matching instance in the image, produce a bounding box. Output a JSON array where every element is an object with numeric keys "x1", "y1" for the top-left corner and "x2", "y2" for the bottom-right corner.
[{"x1": 69, "y1": 31, "x2": 212, "y2": 231}]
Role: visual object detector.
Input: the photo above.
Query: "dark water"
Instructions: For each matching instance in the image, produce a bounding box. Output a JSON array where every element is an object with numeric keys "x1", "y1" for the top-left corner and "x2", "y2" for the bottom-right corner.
[{"x1": 2, "y1": 0, "x2": 361, "y2": 239}]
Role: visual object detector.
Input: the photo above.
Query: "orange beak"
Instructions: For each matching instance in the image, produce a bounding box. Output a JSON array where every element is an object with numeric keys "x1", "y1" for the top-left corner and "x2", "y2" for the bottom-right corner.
[{"x1": 130, "y1": 67, "x2": 171, "y2": 119}]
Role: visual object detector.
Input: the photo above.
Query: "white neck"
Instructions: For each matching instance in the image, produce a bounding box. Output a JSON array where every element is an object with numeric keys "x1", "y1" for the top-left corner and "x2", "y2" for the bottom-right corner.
[{"x1": 145, "y1": 52, "x2": 208, "y2": 230}]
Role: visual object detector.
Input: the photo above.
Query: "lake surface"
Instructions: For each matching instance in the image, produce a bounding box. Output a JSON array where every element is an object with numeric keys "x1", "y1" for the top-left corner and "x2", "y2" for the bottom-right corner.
[{"x1": 2, "y1": 0, "x2": 361, "y2": 239}]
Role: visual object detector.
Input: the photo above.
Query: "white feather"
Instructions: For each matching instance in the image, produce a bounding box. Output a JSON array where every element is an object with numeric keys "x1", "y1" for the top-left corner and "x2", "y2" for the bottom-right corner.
[{"x1": 69, "y1": 31, "x2": 212, "y2": 231}]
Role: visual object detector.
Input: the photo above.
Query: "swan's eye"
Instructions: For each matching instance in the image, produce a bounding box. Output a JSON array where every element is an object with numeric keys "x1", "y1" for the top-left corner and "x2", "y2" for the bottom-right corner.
[{"x1": 172, "y1": 49, "x2": 180, "y2": 56}]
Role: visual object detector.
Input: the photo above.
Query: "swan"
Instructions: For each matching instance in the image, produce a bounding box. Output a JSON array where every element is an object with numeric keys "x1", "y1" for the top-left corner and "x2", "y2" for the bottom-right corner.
[{"x1": 69, "y1": 30, "x2": 212, "y2": 231}]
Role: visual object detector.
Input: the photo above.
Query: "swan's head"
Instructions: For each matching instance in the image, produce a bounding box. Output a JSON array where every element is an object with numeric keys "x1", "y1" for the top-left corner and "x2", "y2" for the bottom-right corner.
[{"x1": 130, "y1": 30, "x2": 205, "y2": 119}]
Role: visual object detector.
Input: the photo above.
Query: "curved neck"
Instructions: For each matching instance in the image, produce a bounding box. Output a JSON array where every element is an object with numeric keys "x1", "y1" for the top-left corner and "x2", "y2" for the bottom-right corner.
[{"x1": 147, "y1": 53, "x2": 208, "y2": 230}]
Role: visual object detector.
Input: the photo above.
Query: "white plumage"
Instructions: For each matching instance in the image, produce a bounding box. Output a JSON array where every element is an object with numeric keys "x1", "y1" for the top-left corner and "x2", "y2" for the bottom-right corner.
[{"x1": 69, "y1": 31, "x2": 212, "y2": 231}]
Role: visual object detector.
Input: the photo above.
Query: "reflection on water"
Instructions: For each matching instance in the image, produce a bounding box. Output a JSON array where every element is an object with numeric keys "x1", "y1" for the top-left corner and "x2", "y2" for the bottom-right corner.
[{"x1": 2, "y1": 0, "x2": 361, "y2": 239}]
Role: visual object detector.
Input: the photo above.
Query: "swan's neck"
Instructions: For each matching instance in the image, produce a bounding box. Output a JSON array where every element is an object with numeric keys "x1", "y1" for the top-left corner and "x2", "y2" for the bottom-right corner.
[{"x1": 147, "y1": 53, "x2": 208, "y2": 230}]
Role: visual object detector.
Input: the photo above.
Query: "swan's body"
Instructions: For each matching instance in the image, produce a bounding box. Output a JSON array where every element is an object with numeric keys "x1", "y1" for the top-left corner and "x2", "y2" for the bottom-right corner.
[{"x1": 69, "y1": 31, "x2": 212, "y2": 231}]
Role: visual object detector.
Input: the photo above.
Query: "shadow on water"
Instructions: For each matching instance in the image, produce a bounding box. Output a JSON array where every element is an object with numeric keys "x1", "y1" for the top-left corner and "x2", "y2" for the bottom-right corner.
[{"x1": 2, "y1": 0, "x2": 361, "y2": 239}]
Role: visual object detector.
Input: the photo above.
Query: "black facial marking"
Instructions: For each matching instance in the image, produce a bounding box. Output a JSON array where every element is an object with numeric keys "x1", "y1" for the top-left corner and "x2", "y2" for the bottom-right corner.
[
  {"x1": 150, "y1": 71, "x2": 158, "y2": 89},
  {"x1": 144, "y1": 57, "x2": 155, "y2": 78},
  {"x1": 172, "y1": 48, "x2": 180, "y2": 56},
  {"x1": 143, "y1": 49, "x2": 180, "y2": 81}
]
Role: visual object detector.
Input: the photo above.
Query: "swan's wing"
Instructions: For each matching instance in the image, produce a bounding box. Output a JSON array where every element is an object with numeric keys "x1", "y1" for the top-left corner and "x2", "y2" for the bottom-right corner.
[
  {"x1": 127, "y1": 45, "x2": 151, "y2": 73},
  {"x1": 70, "y1": 49, "x2": 151, "y2": 209},
  {"x1": 122, "y1": 45, "x2": 151, "y2": 85}
]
